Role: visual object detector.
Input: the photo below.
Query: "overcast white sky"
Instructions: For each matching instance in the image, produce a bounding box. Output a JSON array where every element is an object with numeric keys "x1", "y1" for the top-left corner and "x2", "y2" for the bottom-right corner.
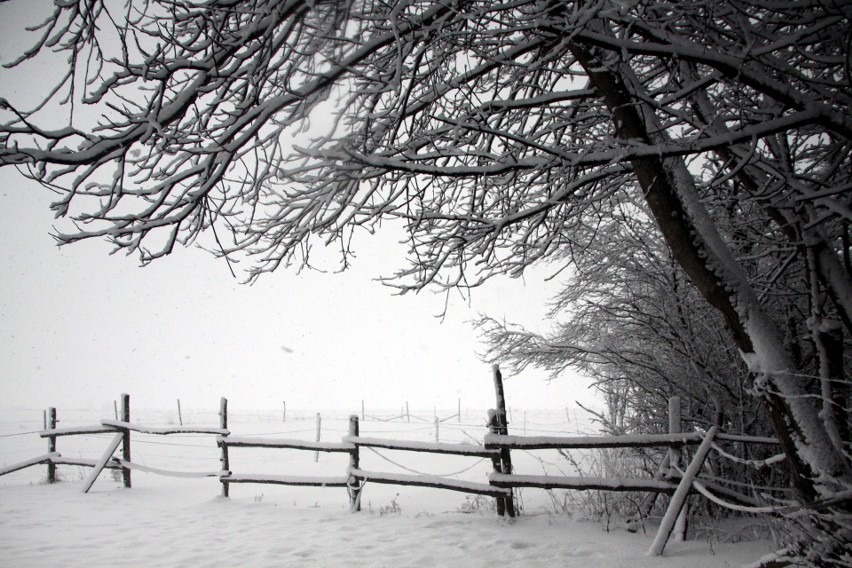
[
  {"x1": 0, "y1": 174, "x2": 599, "y2": 414},
  {"x1": 0, "y1": 4, "x2": 599, "y2": 415}
]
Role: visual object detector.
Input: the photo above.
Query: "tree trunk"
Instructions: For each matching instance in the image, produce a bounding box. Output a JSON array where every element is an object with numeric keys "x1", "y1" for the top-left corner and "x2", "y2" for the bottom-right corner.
[{"x1": 570, "y1": 39, "x2": 851, "y2": 504}]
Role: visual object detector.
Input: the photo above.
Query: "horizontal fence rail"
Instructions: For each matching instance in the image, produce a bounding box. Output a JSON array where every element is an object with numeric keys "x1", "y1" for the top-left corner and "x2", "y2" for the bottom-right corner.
[
  {"x1": 100, "y1": 419, "x2": 230, "y2": 436},
  {"x1": 488, "y1": 472, "x2": 679, "y2": 493},
  {"x1": 219, "y1": 436, "x2": 353, "y2": 452},
  {"x1": 484, "y1": 432, "x2": 705, "y2": 450},
  {"x1": 39, "y1": 425, "x2": 118, "y2": 437},
  {"x1": 344, "y1": 436, "x2": 499, "y2": 458},
  {"x1": 222, "y1": 474, "x2": 351, "y2": 487},
  {"x1": 350, "y1": 468, "x2": 511, "y2": 497},
  {"x1": 0, "y1": 452, "x2": 60, "y2": 477}
]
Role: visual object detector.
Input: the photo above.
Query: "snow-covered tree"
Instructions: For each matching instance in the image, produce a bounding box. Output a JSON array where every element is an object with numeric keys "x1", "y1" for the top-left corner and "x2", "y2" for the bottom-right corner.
[
  {"x1": 478, "y1": 197, "x2": 761, "y2": 435},
  {"x1": 1, "y1": 1, "x2": 849, "y2": 562},
  {"x1": 477, "y1": 195, "x2": 790, "y2": 508}
]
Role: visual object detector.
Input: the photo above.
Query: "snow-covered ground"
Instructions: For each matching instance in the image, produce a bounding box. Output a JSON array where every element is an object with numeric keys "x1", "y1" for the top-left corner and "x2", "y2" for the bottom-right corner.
[{"x1": 0, "y1": 406, "x2": 775, "y2": 567}]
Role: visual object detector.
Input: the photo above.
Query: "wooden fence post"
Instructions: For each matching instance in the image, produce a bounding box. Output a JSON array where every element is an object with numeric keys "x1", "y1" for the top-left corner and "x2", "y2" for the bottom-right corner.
[
  {"x1": 492, "y1": 365, "x2": 516, "y2": 517},
  {"x1": 434, "y1": 416, "x2": 439, "y2": 442},
  {"x1": 668, "y1": 396, "x2": 687, "y2": 541},
  {"x1": 315, "y1": 413, "x2": 321, "y2": 463},
  {"x1": 283, "y1": 401, "x2": 286, "y2": 422},
  {"x1": 120, "y1": 394, "x2": 131, "y2": 488},
  {"x1": 177, "y1": 399, "x2": 183, "y2": 426},
  {"x1": 406, "y1": 401, "x2": 410, "y2": 423},
  {"x1": 220, "y1": 397, "x2": 230, "y2": 498},
  {"x1": 348, "y1": 415, "x2": 362, "y2": 511},
  {"x1": 668, "y1": 396, "x2": 682, "y2": 464},
  {"x1": 487, "y1": 409, "x2": 506, "y2": 516},
  {"x1": 47, "y1": 407, "x2": 57, "y2": 484}
]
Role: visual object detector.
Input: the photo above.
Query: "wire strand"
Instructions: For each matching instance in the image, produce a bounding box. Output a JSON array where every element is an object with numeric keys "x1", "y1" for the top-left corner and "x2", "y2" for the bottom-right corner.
[{"x1": 364, "y1": 446, "x2": 486, "y2": 477}]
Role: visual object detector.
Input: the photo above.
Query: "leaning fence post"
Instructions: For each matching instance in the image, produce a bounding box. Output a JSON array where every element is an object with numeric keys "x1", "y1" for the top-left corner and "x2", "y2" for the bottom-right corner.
[
  {"x1": 47, "y1": 407, "x2": 57, "y2": 483},
  {"x1": 648, "y1": 426, "x2": 718, "y2": 557},
  {"x1": 347, "y1": 415, "x2": 362, "y2": 511},
  {"x1": 82, "y1": 432, "x2": 124, "y2": 494},
  {"x1": 626, "y1": 397, "x2": 683, "y2": 530},
  {"x1": 120, "y1": 394, "x2": 131, "y2": 488},
  {"x1": 219, "y1": 397, "x2": 230, "y2": 498}
]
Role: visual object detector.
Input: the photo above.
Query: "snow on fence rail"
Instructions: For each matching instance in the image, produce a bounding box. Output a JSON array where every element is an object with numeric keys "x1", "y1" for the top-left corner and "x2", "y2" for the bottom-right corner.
[
  {"x1": 488, "y1": 472, "x2": 678, "y2": 493},
  {"x1": 0, "y1": 452, "x2": 60, "y2": 477},
  {"x1": 99, "y1": 419, "x2": 229, "y2": 436},
  {"x1": 343, "y1": 436, "x2": 499, "y2": 457},
  {"x1": 2, "y1": 370, "x2": 786, "y2": 558},
  {"x1": 484, "y1": 432, "x2": 704, "y2": 450}
]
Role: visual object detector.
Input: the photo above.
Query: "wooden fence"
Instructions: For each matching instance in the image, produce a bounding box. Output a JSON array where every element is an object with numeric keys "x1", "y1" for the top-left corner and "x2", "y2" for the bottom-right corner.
[{"x1": 0, "y1": 368, "x2": 784, "y2": 557}]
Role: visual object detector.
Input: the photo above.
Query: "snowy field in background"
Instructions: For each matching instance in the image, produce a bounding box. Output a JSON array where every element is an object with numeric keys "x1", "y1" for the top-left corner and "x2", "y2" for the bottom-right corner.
[{"x1": 0, "y1": 406, "x2": 774, "y2": 567}]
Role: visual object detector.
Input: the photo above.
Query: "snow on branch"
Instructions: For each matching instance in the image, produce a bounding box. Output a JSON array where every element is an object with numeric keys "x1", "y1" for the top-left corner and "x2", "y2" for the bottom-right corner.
[{"x1": 3, "y1": 0, "x2": 848, "y2": 300}]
